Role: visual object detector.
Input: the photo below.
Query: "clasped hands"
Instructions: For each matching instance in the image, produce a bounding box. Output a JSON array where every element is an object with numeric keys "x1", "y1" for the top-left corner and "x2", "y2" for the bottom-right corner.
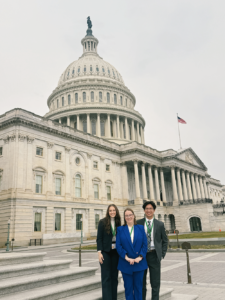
[{"x1": 125, "y1": 255, "x2": 142, "y2": 265}]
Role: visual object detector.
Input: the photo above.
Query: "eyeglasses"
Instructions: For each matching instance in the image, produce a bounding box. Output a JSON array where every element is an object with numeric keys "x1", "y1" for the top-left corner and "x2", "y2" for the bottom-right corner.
[{"x1": 125, "y1": 214, "x2": 134, "y2": 218}]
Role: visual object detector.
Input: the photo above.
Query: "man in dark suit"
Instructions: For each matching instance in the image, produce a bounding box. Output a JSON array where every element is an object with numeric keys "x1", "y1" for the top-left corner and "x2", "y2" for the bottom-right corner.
[{"x1": 137, "y1": 201, "x2": 168, "y2": 300}]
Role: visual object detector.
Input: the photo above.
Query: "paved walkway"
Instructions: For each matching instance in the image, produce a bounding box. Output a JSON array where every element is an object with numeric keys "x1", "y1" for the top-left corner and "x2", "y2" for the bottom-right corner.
[{"x1": 4, "y1": 244, "x2": 225, "y2": 299}]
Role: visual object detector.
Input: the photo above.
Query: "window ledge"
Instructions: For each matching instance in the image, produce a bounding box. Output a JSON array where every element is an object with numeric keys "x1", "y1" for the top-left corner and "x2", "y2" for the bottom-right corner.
[{"x1": 35, "y1": 155, "x2": 44, "y2": 159}]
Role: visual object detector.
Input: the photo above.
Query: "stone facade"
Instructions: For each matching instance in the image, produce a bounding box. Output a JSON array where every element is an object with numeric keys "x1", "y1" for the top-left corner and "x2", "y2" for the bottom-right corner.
[{"x1": 0, "y1": 24, "x2": 224, "y2": 247}]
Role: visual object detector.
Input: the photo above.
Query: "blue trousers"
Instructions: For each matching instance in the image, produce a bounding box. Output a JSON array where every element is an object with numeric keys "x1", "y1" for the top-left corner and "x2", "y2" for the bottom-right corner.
[{"x1": 122, "y1": 270, "x2": 145, "y2": 300}]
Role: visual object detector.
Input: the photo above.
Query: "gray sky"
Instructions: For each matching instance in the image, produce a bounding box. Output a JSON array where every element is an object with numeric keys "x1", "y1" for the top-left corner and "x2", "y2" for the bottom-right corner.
[{"x1": 0, "y1": 0, "x2": 224, "y2": 184}]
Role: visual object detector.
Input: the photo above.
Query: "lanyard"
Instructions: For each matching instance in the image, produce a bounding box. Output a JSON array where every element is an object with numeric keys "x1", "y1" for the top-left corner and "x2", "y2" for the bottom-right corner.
[
  {"x1": 129, "y1": 226, "x2": 134, "y2": 236},
  {"x1": 145, "y1": 218, "x2": 154, "y2": 236},
  {"x1": 111, "y1": 224, "x2": 116, "y2": 237}
]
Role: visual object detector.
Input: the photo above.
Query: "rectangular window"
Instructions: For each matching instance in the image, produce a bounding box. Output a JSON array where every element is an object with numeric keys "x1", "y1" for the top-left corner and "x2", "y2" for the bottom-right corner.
[
  {"x1": 75, "y1": 175, "x2": 81, "y2": 197},
  {"x1": 76, "y1": 214, "x2": 83, "y2": 230},
  {"x1": 36, "y1": 147, "x2": 43, "y2": 156},
  {"x1": 93, "y1": 161, "x2": 98, "y2": 169},
  {"x1": 35, "y1": 175, "x2": 42, "y2": 193},
  {"x1": 34, "y1": 213, "x2": 41, "y2": 232},
  {"x1": 95, "y1": 214, "x2": 100, "y2": 229},
  {"x1": 106, "y1": 164, "x2": 110, "y2": 171},
  {"x1": 107, "y1": 186, "x2": 111, "y2": 200},
  {"x1": 55, "y1": 178, "x2": 61, "y2": 195},
  {"x1": 75, "y1": 93, "x2": 78, "y2": 103},
  {"x1": 55, "y1": 213, "x2": 61, "y2": 231},
  {"x1": 0, "y1": 147, "x2": 2, "y2": 156},
  {"x1": 55, "y1": 152, "x2": 61, "y2": 160},
  {"x1": 120, "y1": 96, "x2": 123, "y2": 105},
  {"x1": 94, "y1": 184, "x2": 99, "y2": 199}
]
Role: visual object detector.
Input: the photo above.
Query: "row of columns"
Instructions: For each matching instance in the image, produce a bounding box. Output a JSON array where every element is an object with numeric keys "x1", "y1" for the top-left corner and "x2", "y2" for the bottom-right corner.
[
  {"x1": 59, "y1": 114, "x2": 145, "y2": 144},
  {"x1": 132, "y1": 161, "x2": 210, "y2": 204}
]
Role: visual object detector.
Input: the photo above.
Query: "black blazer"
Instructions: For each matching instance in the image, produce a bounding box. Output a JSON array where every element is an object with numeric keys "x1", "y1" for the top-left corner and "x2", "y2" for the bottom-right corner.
[
  {"x1": 137, "y1": 218, "x2": 168, "y2": 261},
  {"x1": 97, "y1": 218, "x2": 114, "y2": 252}
]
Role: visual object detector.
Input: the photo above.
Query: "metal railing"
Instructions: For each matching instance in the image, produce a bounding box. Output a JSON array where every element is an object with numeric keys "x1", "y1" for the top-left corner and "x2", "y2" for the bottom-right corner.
[{"x1": 30, "y1": 239, "x2": 42, "y2": 246}]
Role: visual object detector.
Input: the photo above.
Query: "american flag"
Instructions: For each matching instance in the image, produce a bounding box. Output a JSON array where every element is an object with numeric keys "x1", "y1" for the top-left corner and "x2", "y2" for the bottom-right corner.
[{"x1": 177, "y1": 116, "x2": 187, "y2": 124}]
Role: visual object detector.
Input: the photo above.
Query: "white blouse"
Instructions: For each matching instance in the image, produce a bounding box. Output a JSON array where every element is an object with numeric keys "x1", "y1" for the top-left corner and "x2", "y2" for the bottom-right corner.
[{"x1": 128, "y1": 225, "x2": 134, "y2": 243}]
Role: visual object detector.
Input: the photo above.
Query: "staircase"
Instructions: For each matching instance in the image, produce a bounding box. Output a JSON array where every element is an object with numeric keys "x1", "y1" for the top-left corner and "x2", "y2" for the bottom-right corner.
[{"x1": 0, "y1": 253, "x2": 198, "y2": 300}]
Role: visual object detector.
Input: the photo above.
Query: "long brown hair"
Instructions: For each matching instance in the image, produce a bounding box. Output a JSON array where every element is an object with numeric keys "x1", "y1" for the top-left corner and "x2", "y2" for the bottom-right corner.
[
  {"x1": 123, "y1": 208, "x2": 137, "y2": 226},
  {"x1": 104, "y1": 204, "x2": 121, "y2": 234}
]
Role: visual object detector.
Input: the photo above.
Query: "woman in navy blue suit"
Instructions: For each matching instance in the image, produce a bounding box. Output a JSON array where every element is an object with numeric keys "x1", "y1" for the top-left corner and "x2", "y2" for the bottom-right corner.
[{"x1": 116, "y1": 208, "x2": 148, "y2": 300}]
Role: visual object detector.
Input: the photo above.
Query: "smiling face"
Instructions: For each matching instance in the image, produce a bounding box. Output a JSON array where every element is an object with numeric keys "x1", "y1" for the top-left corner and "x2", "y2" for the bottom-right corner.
[
  {"x1": 124, "y1": 209, "x2": 135, "y2": 226},
  {"x1": 108, "y1": 206, "x2": 117, "y2": 218},
  {"x1": 144, "y1": 204, "x2": 155, "y2": 219}
]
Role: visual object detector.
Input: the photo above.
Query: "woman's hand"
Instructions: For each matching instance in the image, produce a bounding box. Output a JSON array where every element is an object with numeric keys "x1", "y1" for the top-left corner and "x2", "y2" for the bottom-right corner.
[
  {"x1": 134, "y1": 256, "x2": 142, "y2": 264},
  {"x1": 98, "y1": 252, "x2": 104, "y2": 264},
  {"x1": 125, "y1": 255, "x2": 135, "y2": 265}
]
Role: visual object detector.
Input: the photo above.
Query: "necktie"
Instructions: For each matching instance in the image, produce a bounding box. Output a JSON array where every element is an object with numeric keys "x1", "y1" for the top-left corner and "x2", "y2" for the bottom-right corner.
[{"x1": 147, "y1": 221, "x2": 151, "y2": 251}]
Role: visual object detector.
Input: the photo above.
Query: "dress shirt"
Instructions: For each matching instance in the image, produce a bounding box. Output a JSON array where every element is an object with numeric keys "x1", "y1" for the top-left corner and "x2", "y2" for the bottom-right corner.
[
  {"x1": 111, "y1": 218, "x2": 116, "y2": 242},
  {"x1": 128, "y1": 225, "x2": 134, "y2": 243},
  {"x1": 144, "y1": 217, "x2": 155, "y2": 249}
]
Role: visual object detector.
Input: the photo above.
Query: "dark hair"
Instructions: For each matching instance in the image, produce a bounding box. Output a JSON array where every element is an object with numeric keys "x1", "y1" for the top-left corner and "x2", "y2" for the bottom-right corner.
[
  {"x1": 123, "y1": 208, "x2": 137, "y2": 226},
  {"x1": 104, "y1": 204, "x2": 121, "y2": 234},
  {"x1": 142, "y1": 201, "x2": 156, "y2": 211}
]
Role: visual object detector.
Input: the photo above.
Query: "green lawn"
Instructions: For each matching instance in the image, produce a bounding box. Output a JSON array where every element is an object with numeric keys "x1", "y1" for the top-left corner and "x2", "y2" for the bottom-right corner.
[
  {"x1": 169, "y1": 232, "x2": 225, "y2": 239},
  {"x1": 72, "y1": 244, "x2": 97, "y2": 250}
]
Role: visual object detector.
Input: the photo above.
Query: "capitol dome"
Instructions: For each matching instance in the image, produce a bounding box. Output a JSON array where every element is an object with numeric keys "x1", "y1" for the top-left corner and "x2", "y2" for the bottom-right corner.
[{"x1": 44, "y1": 19, "x2": 145, "y2": 145}]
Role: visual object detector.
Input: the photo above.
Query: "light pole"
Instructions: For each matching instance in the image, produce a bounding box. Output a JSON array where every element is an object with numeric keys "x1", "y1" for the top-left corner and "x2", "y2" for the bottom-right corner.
[
  {"x1": 6, "y1": 219, "x2": 11, "y2": 252},
  {"x1": 80, "y1": 218, "x2": 83, "y2": 244}
]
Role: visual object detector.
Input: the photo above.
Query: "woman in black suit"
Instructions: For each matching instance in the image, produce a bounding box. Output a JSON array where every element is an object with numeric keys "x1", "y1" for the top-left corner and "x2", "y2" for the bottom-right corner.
[{"x1": 97, "y1": 204, "x2": 121, "y2": 300}]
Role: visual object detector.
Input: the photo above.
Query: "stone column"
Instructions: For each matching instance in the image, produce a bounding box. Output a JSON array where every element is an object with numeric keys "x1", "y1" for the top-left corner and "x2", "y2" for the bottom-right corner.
[
  {"x1": 117, "y1": 115, "x2": 120, "y2": 138},
  {"x1": 59, "y1": 118, "x2": 62, "y2": 124},
  {"x1": 140, "y1": 126, "x2": 144, "y2": 144},
  {"x1": 148, "y1": 165, "x2": 155, "y2": 201},
  {"x1": 160, "y1": 168, "x2": 167, "y2": 203},
  {"x1": 195, "y1": 174, "x2": 201, "y2": 199},
  {"x1": 67, "y1": 116, "x2": 70, "y2": 127},
  {"x1": 77, "y1": 115, "x2": 80, "y2": 130},
  {"x1": 87, "y1": 114, "x2": 90, "y2": 134},
  {"x1": 65, "y1": 147, "x2": 71, "y2": 197},
  {"x1": 176, "y1": 168, "x2": 183, "y2": 201},
  {"x1": 154, "y1": 167, "x2": 160, "y2": 201},
  {"x1": 97, "y1": 113, "x2": 100, "y2": 137},
  {"x1": 186, "y1": 171, "x2": 193, "y2": 200},
  {"x1": 134, "y1": 160, "x2": 140, "y2": 199},
  {"x1": 125, "y1": 117, "x2": 129, "y2": 140},
  {"x1": 206, "y1": 182, "x2": 210, "y2": 199},
  {"x1": 141, "y1": 163, "x2": 148, "y2": 200},
  {"x1": 171, "y1": 166, "x2": 178, "y2": 202},
  {"x1": 46, "y1": 142, "x2": 54, "y2": 195},
  {"x1": 137, "y1": 123, "x2": 140, "y2": 143},
  {"x1": 181, "y1": 170, "x2": 188, "y2": 201},
  {"x1": 199, "y1": 176, "x2": 205, "y2": 199},
  {"x1": 25, "y1": 136, "x2": 34, "y2": 192},
  {"x1": 121, "y1": 162, "x2": 129, "y2": 200},
  {"x1": 203, "y1": 177, "x2": 209, "y2": 199},
  {"x1": 191, "y1": 173, "x2": 197, "y2": 200},
  {"x1": 107, "y1": 114, "x2": 110, "y2": 137},
  {"x1": 131, "y1": 120, "x2": 135, "y2": 141}
]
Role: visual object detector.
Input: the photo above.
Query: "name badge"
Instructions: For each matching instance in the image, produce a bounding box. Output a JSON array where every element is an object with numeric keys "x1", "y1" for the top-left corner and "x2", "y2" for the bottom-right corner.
[{"x1": 112, "y1": 244, "x2": 116, "y2": 249}]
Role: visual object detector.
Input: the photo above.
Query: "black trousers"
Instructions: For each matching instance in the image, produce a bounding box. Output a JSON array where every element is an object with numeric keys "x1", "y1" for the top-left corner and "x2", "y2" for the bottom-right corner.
[
  {"x1": 142, "y1": 251, "x2": 161, "y2": 300},
  {"x1": 101, "y1": 249, "x2": 119, "y2": 300}
]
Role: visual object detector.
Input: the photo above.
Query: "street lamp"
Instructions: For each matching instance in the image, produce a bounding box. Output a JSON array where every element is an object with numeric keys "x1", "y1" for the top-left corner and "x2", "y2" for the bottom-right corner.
[
  {"x1": 6, "y1": 219, "x2": 11, "y2": 252},
  {"x1": 80, "y1": 218, "x2": 83, "y2": 244}
]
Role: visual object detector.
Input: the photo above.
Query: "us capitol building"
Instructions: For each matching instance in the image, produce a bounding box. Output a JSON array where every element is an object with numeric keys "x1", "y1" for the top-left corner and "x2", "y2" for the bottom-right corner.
[{"x1": 0, "y1": 20, "x2": 224, "y2": 246}]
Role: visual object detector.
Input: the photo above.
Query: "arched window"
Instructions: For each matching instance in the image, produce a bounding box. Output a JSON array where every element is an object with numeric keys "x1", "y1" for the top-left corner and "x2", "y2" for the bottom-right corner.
[
  {"x1": 123, "y1": 123, "x2": 126, "y2": 139},
  {"x1": 100, "y1": 120, "x2": 105, "y2": 136},
  {"x1": 114, "y1": 94, "x2": 117, "y2": 104},
  {"x1": 91, "y1": 120, "x2": 96, "y2": 135},
  {"x1": 83, "y1": 92, "x2": 86, "y2": 103},
  {"x1": 62, "y1": 97, "x2": 64, "y2": 106},
  {"x1": 72, "y1": 69, "x2": 75, "y2": 75},
  {"x1": 68, "y1": 94, "x2": 71, "y2": 105},
  {"x1": 99, "y1": 92, "x2": 102, "y2": 102},
  {"x1": 78, "y1": 67, "x2": 80, "y2": 74},
  {"x1": 102, "y1": 66, "x2": 105, "y2": 73},
  {"x1": 90, "y1": 65, "x2": 92, "y2": 72},
  {"x1": 75, "y1": 174, "x2": 81, "y2": 197},
  {"x1": 189, "y1": 217, "x2": 202, "y2": 232},
  {"x1": 107, "y1": 93, "x2": 110, "y2": 103},
  {"x1": 57, "y1": 99, "x2": 59, "y2": 108},
  {"x1": 96, "y1": 65, "x2": 99, "y2": 72},
  {"x1": 108, "y1": 69, "x2": 110, "y2": 75},
  {"x1": 83, "y1": 121, "x2": 87, "y2": 133},
  {"x1": 120, "y1": 96, "x2": 123, "y2": 105},
  {"x1": 112, "y1": 69, "x2": 115, "y2": 77},
  {"x1": 75, "y1": 93, "x2": 78, "y2": 103},
  {"x1": 84, "y1": 65, "x2": 86, "y2": 72},
  {"x1": 67, "y1": 70, "x2": 70, "y2": 76},
  {"x1": 110, "y1": 121, "x2": 113, "y2": 137},
  {"x1": 91, "y1": 91, "x2": 94, "y2": 102}
]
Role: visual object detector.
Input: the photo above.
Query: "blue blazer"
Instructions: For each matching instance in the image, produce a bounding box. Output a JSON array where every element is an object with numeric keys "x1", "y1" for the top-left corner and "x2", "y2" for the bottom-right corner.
[{"x1": 116, "y1": 224, "x2": 148, "y2": 275}]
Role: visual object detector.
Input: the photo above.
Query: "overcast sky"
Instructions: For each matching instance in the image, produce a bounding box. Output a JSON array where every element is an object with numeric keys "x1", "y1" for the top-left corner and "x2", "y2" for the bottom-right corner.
[{"x1": 0, "y1": 1, "x2": 224, "y2": 184}]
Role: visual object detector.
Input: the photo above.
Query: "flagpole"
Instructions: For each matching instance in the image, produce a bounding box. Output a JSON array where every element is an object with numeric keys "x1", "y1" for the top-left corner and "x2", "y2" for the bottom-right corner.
[{"x1": 177, "y1": 113, "x2": 182, "y2": 149}]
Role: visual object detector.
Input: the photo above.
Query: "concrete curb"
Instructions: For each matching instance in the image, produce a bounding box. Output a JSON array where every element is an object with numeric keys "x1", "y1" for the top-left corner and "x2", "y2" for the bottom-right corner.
[{"x1": 167, "y1": 248, "x2": 225, "y2": 253}]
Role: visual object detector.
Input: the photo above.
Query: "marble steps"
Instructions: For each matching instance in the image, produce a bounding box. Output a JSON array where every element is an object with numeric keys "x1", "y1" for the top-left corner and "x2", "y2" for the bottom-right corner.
[
  {"x1": 170, "y1": 295, "x2": 198, "y2": 300},
  {"x1": 0, "y1": 252, "x2": 46, "y2": 266},
  {"x1": 0, "y1": 259, "x2": 73, "y2": 280},
  {"x1": 0, "y1": 274, "x2": 102, "y2": 300},
  {"x1": 0, "y1": 267, "x2": 98, "y2": 297}
]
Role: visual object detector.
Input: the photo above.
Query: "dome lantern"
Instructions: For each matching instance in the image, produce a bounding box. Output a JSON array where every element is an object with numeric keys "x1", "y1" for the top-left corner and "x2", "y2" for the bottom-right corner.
[{"x1": 81, "y1": 17, "x2": 99, "y2": 56}]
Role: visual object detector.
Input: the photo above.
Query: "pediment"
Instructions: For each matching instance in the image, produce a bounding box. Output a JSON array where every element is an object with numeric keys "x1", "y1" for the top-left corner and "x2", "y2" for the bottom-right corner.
[{"x1": 175, "y1": 148, "x2": 207, "y2": 170}]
